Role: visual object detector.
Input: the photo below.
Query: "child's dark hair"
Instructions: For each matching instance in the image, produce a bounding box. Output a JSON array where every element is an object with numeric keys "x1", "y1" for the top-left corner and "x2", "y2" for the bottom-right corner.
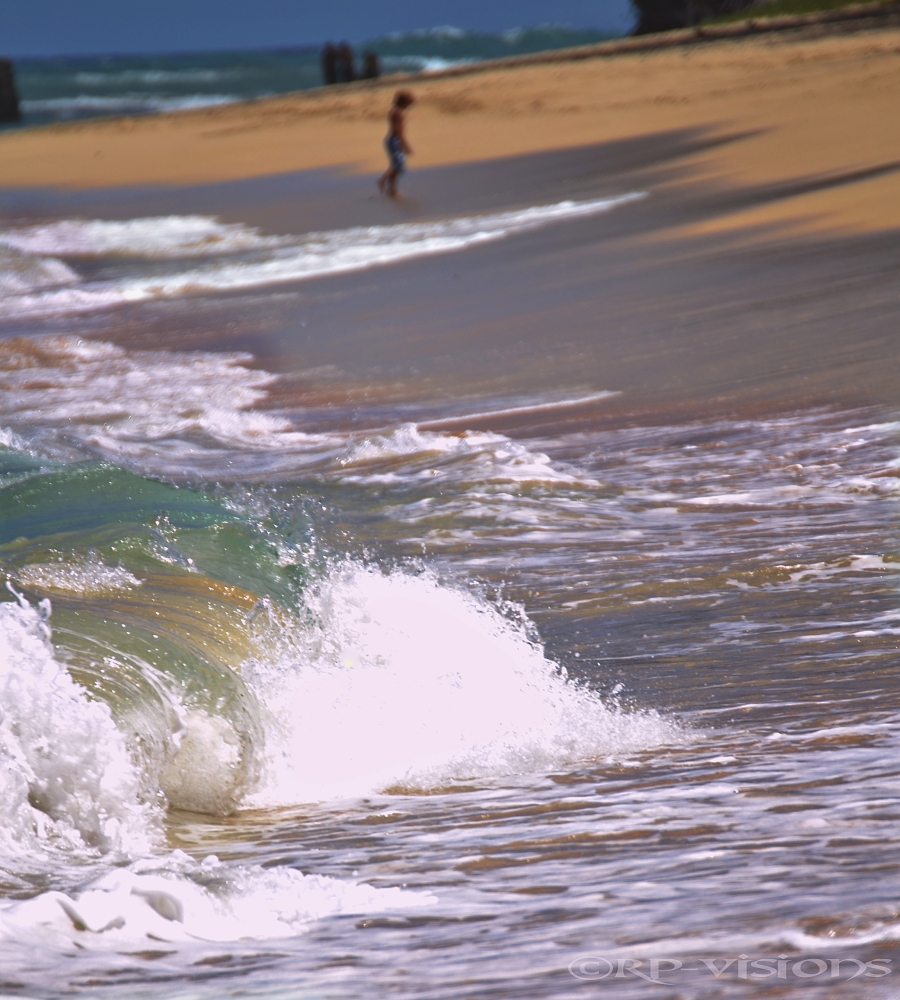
[{"x1": 393, "y1": 90, "x2": 414, "y2": 108}]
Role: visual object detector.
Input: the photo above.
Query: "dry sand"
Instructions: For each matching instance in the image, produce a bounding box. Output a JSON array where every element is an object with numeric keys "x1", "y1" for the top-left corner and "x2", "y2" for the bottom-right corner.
[{"x1": 1, "y1": 27, "x2": 899, "y2": 235}]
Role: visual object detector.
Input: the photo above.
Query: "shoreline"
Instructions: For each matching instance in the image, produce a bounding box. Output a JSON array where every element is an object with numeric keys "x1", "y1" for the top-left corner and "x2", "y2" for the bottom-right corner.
[
  {"x1": 7, "y1": 0, "x2": 900, "y2": 131},
  {"x1": 0, "y1": 20, "x2": 898, "y2": 236},
  {"x1": 3, "y1": 136, "x2": 897, "y2": 421}
]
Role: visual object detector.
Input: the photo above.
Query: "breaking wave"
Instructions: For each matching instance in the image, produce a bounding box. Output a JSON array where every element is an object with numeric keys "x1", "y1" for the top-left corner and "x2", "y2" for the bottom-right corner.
[{"x1": 0, "y1": 450, "x2": 681, "y2": 853}]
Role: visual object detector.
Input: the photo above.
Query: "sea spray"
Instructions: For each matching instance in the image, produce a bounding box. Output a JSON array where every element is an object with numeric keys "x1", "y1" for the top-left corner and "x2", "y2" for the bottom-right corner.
[
  {"x1": 243, "y1": 564, "x2": 683, "y2": 804},
  {"x1": 0, "y1": 460, "x2": 287, "y2": 818},
  {"x1": 0, "y1": 589, "x2": 436, "y2": 958},
  {"x1": 1, "y1": 447, "x2": 681, "y2": 822}
]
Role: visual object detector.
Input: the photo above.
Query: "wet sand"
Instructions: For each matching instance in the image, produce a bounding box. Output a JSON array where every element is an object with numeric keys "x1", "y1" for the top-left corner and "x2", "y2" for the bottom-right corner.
[
  {"x1": 1, "y1": 27, "x2": 899, "y2": 426},
  {"x1": 3, "y1": 128, "x2": 897, "y2": 428},
  {"x1": 1, "y1": 26, "x2": 900, "y2": 236}
]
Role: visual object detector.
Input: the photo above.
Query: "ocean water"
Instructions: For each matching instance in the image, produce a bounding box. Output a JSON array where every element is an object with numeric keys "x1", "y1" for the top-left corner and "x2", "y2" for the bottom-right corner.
[
  {"x1": 0, "y1": 184, "x2": 899, "y2": 1000},
  {"x1": 10, "y1": 27, "x2": 620, "y2": 126}
]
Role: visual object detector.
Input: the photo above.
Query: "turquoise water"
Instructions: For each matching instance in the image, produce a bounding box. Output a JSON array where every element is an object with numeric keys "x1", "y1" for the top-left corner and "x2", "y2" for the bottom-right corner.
[{"x1": 11, "y1": 27, "x2": 621, "y2": 125}]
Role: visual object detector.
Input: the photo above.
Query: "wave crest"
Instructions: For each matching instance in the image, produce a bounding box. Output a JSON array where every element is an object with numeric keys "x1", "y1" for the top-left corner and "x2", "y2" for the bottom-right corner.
[
  {"x1": 0, "y1": 593, "x2": 159, "y2": 861},
  {"x1": 245, "y1": 565, "x2": 682, "y2": 804}
]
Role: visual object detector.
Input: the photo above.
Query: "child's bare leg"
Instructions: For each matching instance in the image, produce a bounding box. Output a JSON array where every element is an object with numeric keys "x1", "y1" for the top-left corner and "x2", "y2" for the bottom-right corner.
[{"x1": 381, "y1": 168, "x2": 398, "y2": 196}]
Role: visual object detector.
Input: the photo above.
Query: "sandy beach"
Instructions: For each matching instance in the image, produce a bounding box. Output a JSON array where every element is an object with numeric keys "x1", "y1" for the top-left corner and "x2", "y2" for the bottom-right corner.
[
  {"x1": 3, "y1": 24, "x2": 898, "y2": 421},
  {"x1": 1, "y1": 25, "x2": 900, "y2": 236}
]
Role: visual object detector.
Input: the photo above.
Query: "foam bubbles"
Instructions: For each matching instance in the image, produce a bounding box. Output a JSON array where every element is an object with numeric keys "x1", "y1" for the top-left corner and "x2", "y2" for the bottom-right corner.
[
  {"x1": 0, "y1": 593, "x2": 159, "y2": 861},
  {"x1": 159, "y1": 711, "x2": 248, "y2": 815},
  {"x1": 0, "y1": 335, "x2": 333, "y2": 465},
  {"x1": 0, "y1": 336, "x2": 595, "y2": 486},
  {"x1": 1, "y1": 216, "x2": 286, "y2": 258},
  {"x1": 339, "y1": 424, "x2": 595, "y2": 485},
  {"x1": 0, "y1": 246, "x2": 78, "y2": 295},
  {"x1": 16, "y1": 554, "x2": 142, "y2": 595},
  {"x1": 0, "y1": 853, "x2": 435, "y2": 950},
  {"x1": 245, "y1": 566, "x2": 682, "y2": 804}
]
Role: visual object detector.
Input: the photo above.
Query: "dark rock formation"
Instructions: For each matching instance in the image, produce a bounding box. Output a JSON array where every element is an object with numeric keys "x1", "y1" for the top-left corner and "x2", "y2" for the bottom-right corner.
[
  {"x1": 362, "y1": 51, "x2": 380, "y2": 80},
  {"x1": 321, "y1": 42, "x2": 338, "y2": 85},
  {"x1": 336, "y1": 41, "x2": 355, "y2": 83},
  {"x1": 0, "y1": 59, "x2": 21, "y2": 123}
]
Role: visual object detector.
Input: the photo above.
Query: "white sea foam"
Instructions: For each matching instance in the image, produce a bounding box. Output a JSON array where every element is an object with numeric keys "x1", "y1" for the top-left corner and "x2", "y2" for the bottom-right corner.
[
  {"x1": 0, "y1": 854, "x2": 433, "y2": 953},
  {"x1": 382, "y1": 54, "x2": 476, "y2": 72},
  {"x1": 244, "y1": 565, "x2": 682, "y2": 804},
  {"x1": 0, "y1": 593, "x2": 158, "y2": 862},
  {"x1": 338, "y1": 424, "x2": 595, "y2": 485},
  {"x1": 0, "y1": 246, "x2": 79, "y2": 295},
  {"x1": 20, "y1": 94, "x2": 238, "y2": 117},
  {"x1": 0, "y1": 425, "x2": 29, "y2": 452},
  {"x1": 1, "y1": 216, "x2": 287, "y2": 258},
  {"x1": 0, "y1": 336, "x2": 590, "y2": 485},
  {"x1": 0, "y1": 335, "x2": 332, "y2": 463},
  {"x1": 786, "y1": 554, "x2": 900, "y2": 584},
  {"x1": 0, "y1": 194, "x2": 643, "y2": 320}
]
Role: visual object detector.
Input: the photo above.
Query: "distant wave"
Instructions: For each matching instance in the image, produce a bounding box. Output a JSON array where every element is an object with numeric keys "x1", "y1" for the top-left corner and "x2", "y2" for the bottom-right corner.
[
  {"x1": 367, "y1": 23, "x2": 622, "y2": 62},
  {"x1": 73, "y1": 68, "x2": 240, "y2": 86},
  {"x1": 14, "y1": 26, "x2": 627, "y2": 125},
  {"x1": 0, "y1": 246, "x2": 78, "y2": 296},
  {"x1": 20, "y1": 94, "x2": 239, "y2": 117},
  {"x1": 380, "y1": 55, "x2": 477, "y2": 73},
  {"x1": 0, "y1": 194, "x2": 645, "y2": 320}
]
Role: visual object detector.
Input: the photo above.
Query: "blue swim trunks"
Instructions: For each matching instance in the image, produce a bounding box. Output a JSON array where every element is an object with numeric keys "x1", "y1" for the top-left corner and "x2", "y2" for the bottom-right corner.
[{"x1": 386, "y1": 135, "x2": 405, "y2": 173}]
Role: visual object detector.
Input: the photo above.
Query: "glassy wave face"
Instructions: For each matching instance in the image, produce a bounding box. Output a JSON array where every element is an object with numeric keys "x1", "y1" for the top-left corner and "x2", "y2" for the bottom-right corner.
[
  {"x1": 11, "y1": 28, "x2": 622, "y2": 126},
  {"x1": 0, "y1": 195, "x2": 642, "y2": 320}
]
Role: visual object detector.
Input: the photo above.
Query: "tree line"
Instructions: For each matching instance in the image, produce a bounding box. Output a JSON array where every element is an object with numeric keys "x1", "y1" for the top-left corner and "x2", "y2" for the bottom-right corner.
[{"x1": 631, "y1": 0, "x2": 755, "y2": 33}]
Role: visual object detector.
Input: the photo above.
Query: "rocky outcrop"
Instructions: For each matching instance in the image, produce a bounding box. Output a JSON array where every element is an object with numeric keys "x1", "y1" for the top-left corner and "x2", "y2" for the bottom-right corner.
[{"x1": 0, "y1": 59, "x2": 21, "y2": 123}]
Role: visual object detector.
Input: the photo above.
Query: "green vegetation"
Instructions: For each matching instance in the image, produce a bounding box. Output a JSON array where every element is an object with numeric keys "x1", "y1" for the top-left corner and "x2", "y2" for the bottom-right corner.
[
  {"x1": 632, "y1": 0, "x2": 753, "y2": 35},
  {"x1": 705, "y1": 0, "x2": 890, "y2": 23},
  {"x1": 630, "y1": 0, "x2": 891, "y2": 32}
]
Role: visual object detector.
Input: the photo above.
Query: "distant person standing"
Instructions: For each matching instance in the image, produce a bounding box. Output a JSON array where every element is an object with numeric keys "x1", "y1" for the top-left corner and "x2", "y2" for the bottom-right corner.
[
  {"x1": 321, "y1": 42, "x2": 337, "y2": 86},
  {"x1": 336, "y1": 42, "x2": 355, "y2": 83},
  {"x1": 378, "y1": 91, "x2": 414, "y2": 198}
]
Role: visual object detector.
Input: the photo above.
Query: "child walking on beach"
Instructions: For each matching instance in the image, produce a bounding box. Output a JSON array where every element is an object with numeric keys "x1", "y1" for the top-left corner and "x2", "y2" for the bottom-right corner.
[{"x1": 378, "y1": 91, "x2": 414, "y2": 198}]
